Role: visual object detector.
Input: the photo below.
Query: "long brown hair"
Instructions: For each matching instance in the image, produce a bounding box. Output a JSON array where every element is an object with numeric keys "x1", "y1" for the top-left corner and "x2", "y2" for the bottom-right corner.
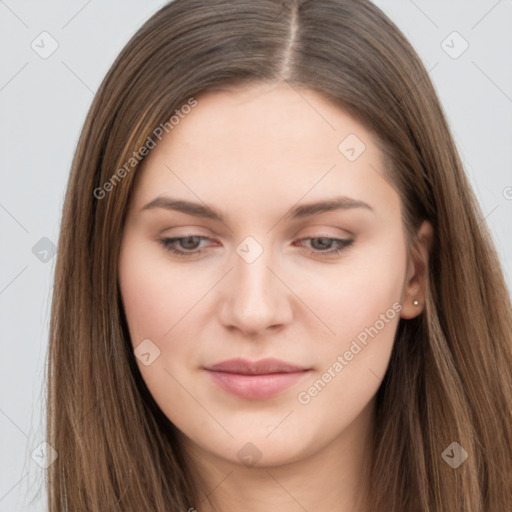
[{"x1": 46, "y1": 0, "x2": 512, "y2": 510}]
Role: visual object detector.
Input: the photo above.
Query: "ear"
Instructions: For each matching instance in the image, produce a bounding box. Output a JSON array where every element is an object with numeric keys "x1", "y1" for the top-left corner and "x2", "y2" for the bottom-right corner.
[{"x1": 400, "y1": 220, "x2": 434, "y2": 319}]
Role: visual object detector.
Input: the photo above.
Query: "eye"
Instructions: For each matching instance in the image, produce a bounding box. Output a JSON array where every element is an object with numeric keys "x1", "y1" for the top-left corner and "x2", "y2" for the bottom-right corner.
[
  {"x1": 158, "y1": 235, "x2": 211, "y2": 256},
  {"x1": 158, "y1": 235, "x2": 354, "y2": 258},
  {"x1": 293, "y1": 236, "x2": 354, "y2": 256}
]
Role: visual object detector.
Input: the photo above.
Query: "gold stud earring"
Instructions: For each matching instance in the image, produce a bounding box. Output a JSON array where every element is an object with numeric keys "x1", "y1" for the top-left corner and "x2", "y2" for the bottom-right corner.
[{"x1": 413, "y1": 299, "x2": 419, "y2": 306}]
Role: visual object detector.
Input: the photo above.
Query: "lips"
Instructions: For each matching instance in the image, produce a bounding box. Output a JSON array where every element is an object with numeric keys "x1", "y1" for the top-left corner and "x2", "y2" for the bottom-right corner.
[
  {"x1": 204, "y1": 358, "x2": 311, "y2": 400},
  {"x1": 205, "y1": 357, "x2": 308, "y2": 375}
]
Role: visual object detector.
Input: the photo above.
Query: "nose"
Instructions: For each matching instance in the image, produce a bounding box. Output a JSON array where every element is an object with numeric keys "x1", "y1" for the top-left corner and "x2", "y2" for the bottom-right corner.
[{"x1": 217, "y1": 242, "x2": 293, "y2": 336}]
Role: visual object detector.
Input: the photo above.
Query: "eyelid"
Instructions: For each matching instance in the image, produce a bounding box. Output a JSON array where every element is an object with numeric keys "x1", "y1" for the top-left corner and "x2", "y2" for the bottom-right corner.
[{"x1": 296, "y1": 225, "x2": 355, "y2": 238}]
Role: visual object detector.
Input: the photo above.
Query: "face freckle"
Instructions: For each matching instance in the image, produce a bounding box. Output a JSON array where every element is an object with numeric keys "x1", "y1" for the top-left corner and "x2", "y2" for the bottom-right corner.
[{"x1": 118, "y1": 81, "x2": 410, "y2": 472}]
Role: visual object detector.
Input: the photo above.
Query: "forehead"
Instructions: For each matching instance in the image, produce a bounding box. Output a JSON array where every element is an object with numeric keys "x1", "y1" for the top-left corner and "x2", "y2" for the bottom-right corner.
[
  {"x1": 164, "y1": 82, "x2": 375, "y2": 162},
  {"x1": 129, "y1": 82, "x2": 397, "y2": 223}
]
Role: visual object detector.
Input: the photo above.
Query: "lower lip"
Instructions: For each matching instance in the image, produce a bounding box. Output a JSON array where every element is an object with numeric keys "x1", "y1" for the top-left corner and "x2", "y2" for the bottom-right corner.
[{"x1": 205, "y1": 370, "x2": 310, "y2": 400}]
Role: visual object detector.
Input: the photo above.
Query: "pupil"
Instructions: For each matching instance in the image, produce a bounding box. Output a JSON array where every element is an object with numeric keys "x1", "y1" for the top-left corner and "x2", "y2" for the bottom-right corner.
[
  {"x1": 311, "y1": 237, "x2": 331, "y2": 250},
  {"x1": 181, "y1": 236, "x2": 200, "y2": 249}
]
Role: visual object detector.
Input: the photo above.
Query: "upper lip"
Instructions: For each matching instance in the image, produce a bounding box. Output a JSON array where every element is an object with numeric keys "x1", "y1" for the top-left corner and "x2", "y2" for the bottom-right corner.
[{"x1": 204, "y1": 358, "x2": 308, "y2": 375}]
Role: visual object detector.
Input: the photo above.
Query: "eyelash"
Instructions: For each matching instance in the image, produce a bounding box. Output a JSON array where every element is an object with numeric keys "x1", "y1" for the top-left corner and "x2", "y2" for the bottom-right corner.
[{"x1": 158, "y1": 235, "x2": 353, "y2": 258}]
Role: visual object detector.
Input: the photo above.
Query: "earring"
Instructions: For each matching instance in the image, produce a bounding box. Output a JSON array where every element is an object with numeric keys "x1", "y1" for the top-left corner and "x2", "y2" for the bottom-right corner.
[{"x1": 413, "y1": 299, "x2": 419, "y2": 306}]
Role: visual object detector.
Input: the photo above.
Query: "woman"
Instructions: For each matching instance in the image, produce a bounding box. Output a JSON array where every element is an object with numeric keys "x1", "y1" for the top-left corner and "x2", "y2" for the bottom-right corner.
[{"x1": 46, "y1": 0, "x2": 512, "y2": 510}]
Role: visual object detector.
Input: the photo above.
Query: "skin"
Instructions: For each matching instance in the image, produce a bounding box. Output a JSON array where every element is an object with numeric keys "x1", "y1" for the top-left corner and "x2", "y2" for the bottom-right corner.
[{"x1": 118, "y1": 81, "x2": 432, "y2": 512}]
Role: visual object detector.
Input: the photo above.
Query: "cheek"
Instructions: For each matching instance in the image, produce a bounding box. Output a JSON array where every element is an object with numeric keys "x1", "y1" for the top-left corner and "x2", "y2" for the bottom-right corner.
[
  {"x1": 293, "y1": 288, "x2": 402, "y2": 444},
  {"x1": 118, "y1": 239, "x2": 197, "y2": 345},
  {"x1": 118, "y1": 240, "x2": 202, "y2": 418},
  {"x1": 291, "y1": 232, "x2": 407, "y2": 348},
  {"x1": 118, "y1": 238, "x2": 216, "y2": 401},
  {"x1": 291, "y1": 235, "x2": 406, "y2": 406}
]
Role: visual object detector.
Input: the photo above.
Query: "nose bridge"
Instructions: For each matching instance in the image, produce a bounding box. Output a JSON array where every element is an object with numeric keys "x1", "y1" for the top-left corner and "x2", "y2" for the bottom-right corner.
[
  {"x1": 234, "y1": 234, "x2": 277, "y2": 306},
  {"x1": 218, "y1": 234, "x2": 291, "y2": 333}
]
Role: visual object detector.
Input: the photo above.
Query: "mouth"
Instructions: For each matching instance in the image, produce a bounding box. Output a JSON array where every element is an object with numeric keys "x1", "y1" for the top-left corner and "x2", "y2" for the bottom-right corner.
[{"x1": 203, "y1": 358, "x2": 311, "y2": 400}]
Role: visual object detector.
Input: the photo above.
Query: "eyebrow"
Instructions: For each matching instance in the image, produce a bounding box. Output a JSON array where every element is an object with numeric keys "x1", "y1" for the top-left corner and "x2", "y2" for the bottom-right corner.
[{"x1": 140, "y1": 195, "x2": 373, "y2": 222}]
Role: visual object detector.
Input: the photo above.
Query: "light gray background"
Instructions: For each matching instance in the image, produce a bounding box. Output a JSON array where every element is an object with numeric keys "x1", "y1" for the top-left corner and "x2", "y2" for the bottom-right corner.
[{"x1": 1, "y1": 1, "x2": 511, "y2": 510}]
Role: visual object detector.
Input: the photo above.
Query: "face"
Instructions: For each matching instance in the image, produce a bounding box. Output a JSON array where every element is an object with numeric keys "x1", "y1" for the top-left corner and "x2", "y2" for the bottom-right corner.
[{"x1": 118, "y1": 82, "x2": 416, "y2": 469}]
